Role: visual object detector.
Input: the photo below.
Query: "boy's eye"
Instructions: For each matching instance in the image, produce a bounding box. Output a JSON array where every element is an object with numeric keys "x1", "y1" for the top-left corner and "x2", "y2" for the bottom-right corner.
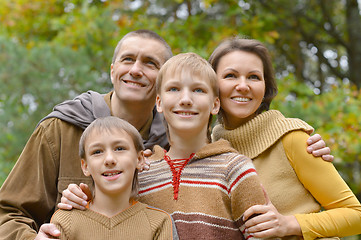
[
  {"x1": 91, "y1": 149, "x2": 102, "y2": 155},
  {"x1": 168, "y1": 87, "x2": 179, "y2": 92},
  {"x1": 115, "y1": 146, "x2": 125, "y2": 151},
  {"x1": 194, "y1": 88, "x2": 205, "y2": 93}
]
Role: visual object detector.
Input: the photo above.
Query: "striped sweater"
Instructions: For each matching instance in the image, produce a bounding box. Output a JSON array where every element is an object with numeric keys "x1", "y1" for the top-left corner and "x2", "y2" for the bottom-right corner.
[{"x1": 138, "y1": 139, "x2": 266, "y2": 240}]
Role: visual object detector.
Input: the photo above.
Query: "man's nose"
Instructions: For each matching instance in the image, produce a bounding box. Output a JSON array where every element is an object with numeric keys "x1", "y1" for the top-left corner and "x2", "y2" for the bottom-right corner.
[{"x1": 129, "y1": 60, "x2": 144, "y2": 78}]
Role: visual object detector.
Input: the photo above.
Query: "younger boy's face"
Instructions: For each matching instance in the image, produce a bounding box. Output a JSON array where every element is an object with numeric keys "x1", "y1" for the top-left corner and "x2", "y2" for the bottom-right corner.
[
  {"x1": 81, "y1": 128, "x2": 143, "y2": 196},
  {"x1": 156, "y1": 71, "x2": 220, "y2": 136}
]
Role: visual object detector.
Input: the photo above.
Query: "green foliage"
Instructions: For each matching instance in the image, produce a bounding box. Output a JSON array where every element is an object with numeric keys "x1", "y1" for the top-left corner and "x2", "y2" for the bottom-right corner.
[{"x1": 0, "y1": 36, "x2": 111, "y2": 175}]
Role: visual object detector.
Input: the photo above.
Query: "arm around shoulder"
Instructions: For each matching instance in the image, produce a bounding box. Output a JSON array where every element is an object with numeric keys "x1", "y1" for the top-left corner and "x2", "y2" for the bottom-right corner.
[{"x1": 283, "y1": 130, "x2": 361, "y2": 239}]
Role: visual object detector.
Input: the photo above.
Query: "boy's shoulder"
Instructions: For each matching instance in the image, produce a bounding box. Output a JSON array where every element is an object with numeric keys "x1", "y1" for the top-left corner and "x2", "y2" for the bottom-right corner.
[
  {"x1": 195, "y1": 139, "x2": 243, "y2": 159},
  {"x1": 138, "y1": 202, "x2": 172, "y2": 218},
  {"x1": 138, "y1": 202, "x2": 176, "y2": 230},
  {"x1": 51, "y1": 208, "x2": 88, "y2": 223}
]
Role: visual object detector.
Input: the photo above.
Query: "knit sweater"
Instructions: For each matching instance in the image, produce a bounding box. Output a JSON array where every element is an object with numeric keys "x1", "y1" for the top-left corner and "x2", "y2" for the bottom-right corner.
[
  {"x1": 51, "y1": 201, "x2": 179, "y2": 240},
  {"x1": 138, "y1": 139, "x2": 267, "y2": 240},
  {"x1": 212, "y1": 110, "x2": 361, "y2": 239}
]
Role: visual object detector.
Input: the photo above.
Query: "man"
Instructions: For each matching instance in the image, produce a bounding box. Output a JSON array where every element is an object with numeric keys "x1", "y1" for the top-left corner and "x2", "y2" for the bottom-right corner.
[{"x1": 0, "y1": 30, "x2": 172, "y2": 240}]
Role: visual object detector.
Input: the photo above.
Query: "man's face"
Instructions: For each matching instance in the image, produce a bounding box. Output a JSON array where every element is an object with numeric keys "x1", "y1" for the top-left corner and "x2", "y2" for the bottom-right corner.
[{"x1": 111, "y1": 36, "x2": 168, "y2": 106}]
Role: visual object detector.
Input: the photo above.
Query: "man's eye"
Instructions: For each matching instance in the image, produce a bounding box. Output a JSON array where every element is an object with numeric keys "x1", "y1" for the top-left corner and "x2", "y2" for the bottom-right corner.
[
  {"x1": 147, "y1": 61, "x2": 156, "y2": 66},
  {"x1": 122, "y1": 57, "x2": 134, "y2": 62}
]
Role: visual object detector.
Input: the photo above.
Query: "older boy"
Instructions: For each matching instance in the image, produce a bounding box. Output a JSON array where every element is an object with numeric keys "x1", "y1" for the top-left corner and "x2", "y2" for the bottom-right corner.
[
  {"x1": 51, "y1": 116, "x2": 178, "y2": 239},
  {"x1": 137, "y1": 52, "x2": 267, "y2": 239}
]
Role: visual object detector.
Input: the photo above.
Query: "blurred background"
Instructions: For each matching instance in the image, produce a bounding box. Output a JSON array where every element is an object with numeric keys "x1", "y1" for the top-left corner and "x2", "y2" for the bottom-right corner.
[{"x1": 0, "y1": 0, "x2": 360, "y2": 238}]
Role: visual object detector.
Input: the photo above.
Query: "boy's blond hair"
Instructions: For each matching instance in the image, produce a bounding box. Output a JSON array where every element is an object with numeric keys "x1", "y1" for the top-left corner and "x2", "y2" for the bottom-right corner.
[
  {"x1": 156, "y1": 52, "x2": 219, "y2": 98},
  {"x1": 156, "y1": 52, "x2": 219, "y2": 142},
  {"x1": 79, "y1": 116, "x2": 144, "y2": 199}
]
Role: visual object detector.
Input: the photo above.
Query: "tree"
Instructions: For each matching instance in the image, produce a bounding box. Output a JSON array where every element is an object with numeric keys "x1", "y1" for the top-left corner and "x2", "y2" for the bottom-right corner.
[{"x1": 257, "y1": 0, "x2": 361, "y2": 91}]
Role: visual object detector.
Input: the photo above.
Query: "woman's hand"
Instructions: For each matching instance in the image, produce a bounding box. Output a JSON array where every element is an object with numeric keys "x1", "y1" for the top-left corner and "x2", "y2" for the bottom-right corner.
[
  {"x1": 34, "y1": 224, "x2": 60, "y2": 239},
  {"x1": 307, "y1": 134, "x2": 334, "y2": 162},
  {"x1": 243, "y1": 197, "x2": 302, "y2": 238},
  {"x1": 57, "y1": 183, "x2": 91, "y2": 210}
]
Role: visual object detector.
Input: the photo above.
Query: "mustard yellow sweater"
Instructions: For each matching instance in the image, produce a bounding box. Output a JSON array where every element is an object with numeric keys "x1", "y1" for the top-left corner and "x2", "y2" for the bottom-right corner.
[{"x1": 212, "y1": 110, "x2": 361, "y2": 240}]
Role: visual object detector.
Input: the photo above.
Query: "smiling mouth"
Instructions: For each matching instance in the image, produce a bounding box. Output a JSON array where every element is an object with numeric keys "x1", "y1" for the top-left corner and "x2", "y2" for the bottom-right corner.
[
  {"x1": 123, "y1": 80, "x2": 145, "y2": 87},
  {"x1": 102, "y1": 171, "x2": 122, "y2": 177},
  {"x1": 231, "y1": 97, "x2": 251, "y2": 102},
  {"x1": 174, "y1": 111, "x2": 198, "y2": 116}
]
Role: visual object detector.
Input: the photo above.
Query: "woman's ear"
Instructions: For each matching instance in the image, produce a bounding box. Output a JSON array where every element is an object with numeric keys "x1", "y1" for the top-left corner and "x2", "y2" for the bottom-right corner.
[
  {"x1": 136, "y1": 151, "x2": 145, "y2": 170},
  {"x1": 156, "y1": 95, "x2": 163, "y2": 113},
  {"x1": 211, "y1": 97, "x2": 221, "y2": 115},
  {"x1": 81, "y1": 159, "x2": 91, "y2": 177}
]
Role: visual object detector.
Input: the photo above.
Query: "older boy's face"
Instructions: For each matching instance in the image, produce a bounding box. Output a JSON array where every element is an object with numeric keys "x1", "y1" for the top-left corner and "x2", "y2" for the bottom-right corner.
[
  {"x1": 81, "y1": 128, "x2": 142, "y2": 196},
  {"x1": 156, "y1": 71, "x2": 220, "y2": 136},
  {"x1": 111, "y1": 36, "x2": 168, "y2": 106}
]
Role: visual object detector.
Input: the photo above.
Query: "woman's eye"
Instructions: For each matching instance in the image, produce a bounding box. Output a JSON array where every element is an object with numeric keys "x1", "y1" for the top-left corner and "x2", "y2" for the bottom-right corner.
[
  {"x1": 224, "y1": 73, "x2": 235, "y2": 78},
  {"x1": 194, "y1": 88, "x2": 205, "y2": 93},
  {"x1": 249, "y1": 74, "x2": 261, "y2": 80}
]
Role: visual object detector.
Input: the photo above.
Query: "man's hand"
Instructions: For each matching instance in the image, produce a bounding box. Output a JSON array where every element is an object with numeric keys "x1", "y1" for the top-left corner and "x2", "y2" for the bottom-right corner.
[
  {"x1": 34, "y1": 224, "x2": 60, "y2": 239},
  {"x1": 57, "y1": 183, "x2": 91, "y2": 210},
  {"x1": 140, "y1": 149, "x2": 152, "y2": 172},
  {"x1": 307, "y1": 134, "x2": 334, "y2": 162}
]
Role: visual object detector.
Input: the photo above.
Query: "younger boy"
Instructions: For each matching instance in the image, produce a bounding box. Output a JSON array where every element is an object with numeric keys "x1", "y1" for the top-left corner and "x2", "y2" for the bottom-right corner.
[
  {"x1": 137, "y1": 52, "x2": 267, "y2": 239},
  {"x1": 51, "y1": 116, "x2": 178, "y2": 240}
]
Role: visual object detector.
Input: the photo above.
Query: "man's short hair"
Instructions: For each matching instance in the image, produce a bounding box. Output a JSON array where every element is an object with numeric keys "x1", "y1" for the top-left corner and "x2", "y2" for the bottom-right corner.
[{"x1": 112, "y1": 29, "x2": 173, "y2": 64}]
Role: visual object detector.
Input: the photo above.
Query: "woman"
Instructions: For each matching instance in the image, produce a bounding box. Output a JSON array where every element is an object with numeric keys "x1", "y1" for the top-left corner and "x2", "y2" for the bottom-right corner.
[{"x1": 209, "y1": 37, "x2": 361, "y2": 239}]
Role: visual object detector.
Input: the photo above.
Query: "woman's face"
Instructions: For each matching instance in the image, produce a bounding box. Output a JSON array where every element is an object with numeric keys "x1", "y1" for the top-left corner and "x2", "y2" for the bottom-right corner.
[{"x1": 216, "y1": 50, "x2": 266, "y2": 129}]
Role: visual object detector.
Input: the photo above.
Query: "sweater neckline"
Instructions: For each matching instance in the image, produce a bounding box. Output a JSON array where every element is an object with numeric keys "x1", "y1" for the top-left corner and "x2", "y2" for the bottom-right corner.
[
  {"x1": 163, "y1": 151, "x2": 195, "y2": 200},
  {"x1": 212, "y1": 110, "x2": 314, "y2": 159}
]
